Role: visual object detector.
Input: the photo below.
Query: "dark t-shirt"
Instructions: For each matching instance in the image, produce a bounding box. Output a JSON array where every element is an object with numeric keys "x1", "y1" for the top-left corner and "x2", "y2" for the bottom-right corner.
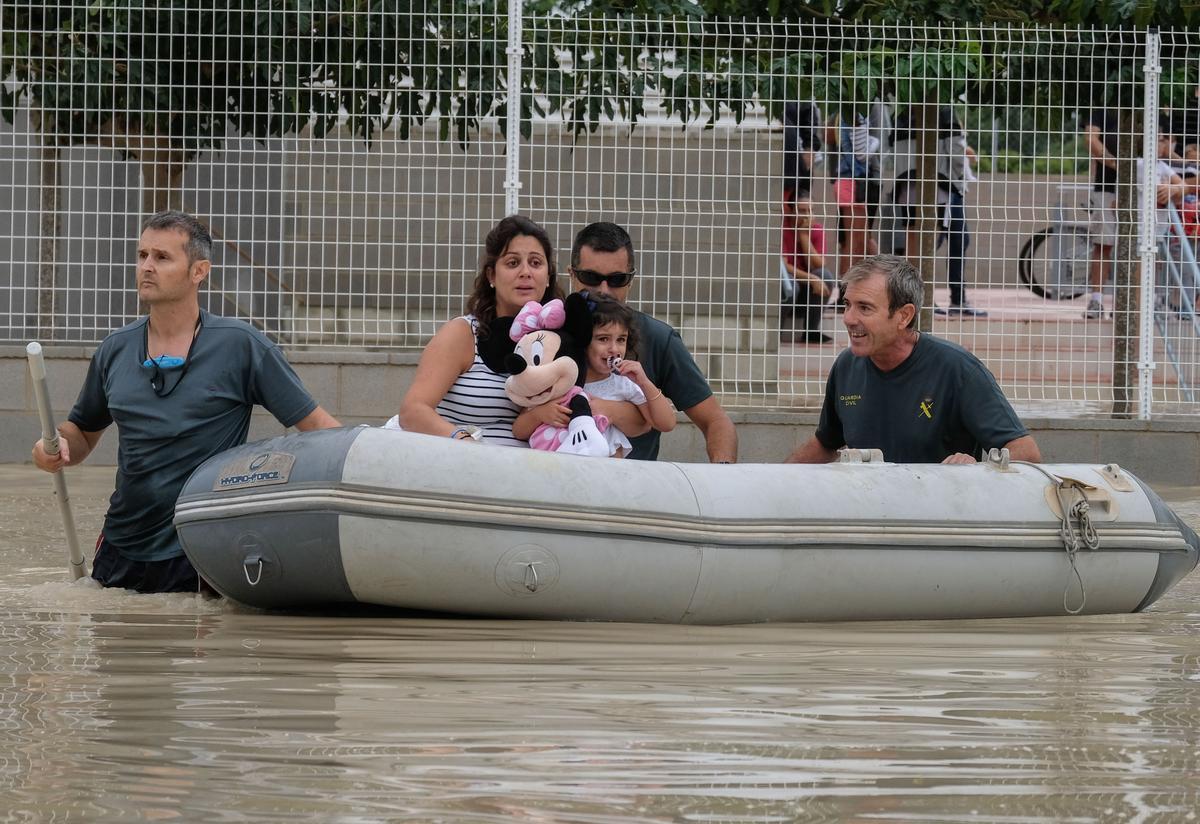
[
  {"x1": 626, "y1": 311, "x2": 713, "y2": 461},
  {"x1": 814, "y1": 333, "x2": 1028, "y2": 463},
  {"x1": 1087, "y1": 109, "x2": 1120, "y2": 192},
  {"x1": 784, "y1": 102, "x2": 822, "y2": 197},
  {"x1": 1168, "y1": 105, "x2": 1199, "y2": 157},
  {"x1": 69, "y1": 310, "x2": 318, "y2": 561}
]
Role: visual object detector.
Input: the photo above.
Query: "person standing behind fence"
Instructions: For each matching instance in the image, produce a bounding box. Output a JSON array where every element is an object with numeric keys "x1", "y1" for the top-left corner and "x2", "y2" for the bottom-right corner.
[
  {"x1": 1083, "y1": 109, "x2": 1119, "y2": 319},
  {"x1": 30, "y1": 210, "x2": 342, "y2": 594},
  {"x1": 783, "y1": 101, "x2": 822, "y2": 199},
  {"x1": 933, "y1": 108, "x2": 985, "y2": 317},
  {"x1": 887, "y1": 107, "x2": 986, "y2": 317},
  {"x1": 826, "y1": 113, "x2": 882, "y2": 274},
  {"x1": 784, "y1": 254, "x2": 1040, "y2": 465},
  {"x1": 1144, "y1": 133, "x2": 1190, "y2": 309}
]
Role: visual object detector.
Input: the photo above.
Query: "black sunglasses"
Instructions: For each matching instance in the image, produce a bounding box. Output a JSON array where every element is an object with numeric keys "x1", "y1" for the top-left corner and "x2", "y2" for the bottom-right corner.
[
  {"x1": 572, "y1": 268, "x2": 636, "y2": 288},
  {"x1": 143, "y1": 316, "x2": 202, "y2": 398}
]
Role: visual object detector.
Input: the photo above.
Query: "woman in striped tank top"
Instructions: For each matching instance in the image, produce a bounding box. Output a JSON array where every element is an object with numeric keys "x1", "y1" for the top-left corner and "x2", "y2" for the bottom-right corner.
[{"x1": 398, "y1": 216, "x2": 564, "y2": 446}]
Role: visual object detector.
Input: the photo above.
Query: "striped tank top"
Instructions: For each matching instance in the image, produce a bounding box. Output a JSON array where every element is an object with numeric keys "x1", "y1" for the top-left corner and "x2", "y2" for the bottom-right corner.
[{"x1": 435, "y1": 315, "x2": 526, "y2": 447}]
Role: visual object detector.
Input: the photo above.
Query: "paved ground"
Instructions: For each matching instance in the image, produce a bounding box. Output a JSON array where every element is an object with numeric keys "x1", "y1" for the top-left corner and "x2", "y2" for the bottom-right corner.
[{"x1": 778, "y1": 286, "x2": 1200, "y2": 418}]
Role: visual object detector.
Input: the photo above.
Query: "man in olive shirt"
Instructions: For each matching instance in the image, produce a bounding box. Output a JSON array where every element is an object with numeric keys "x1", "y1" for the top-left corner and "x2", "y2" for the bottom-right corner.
[
  {"x1": 787, "y1": 255, "x2": 1041, "y2": 464},
  {"x1": 568, "y1": 222, "x2": 737, "y2": 463},
  {"x1": 32, "y1": 211, "x2": 340, "y2": 593}
]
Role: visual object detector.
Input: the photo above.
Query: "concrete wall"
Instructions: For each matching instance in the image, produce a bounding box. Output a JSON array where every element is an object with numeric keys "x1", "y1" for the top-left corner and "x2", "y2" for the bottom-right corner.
[
  {"x1": 278, "y1": 120, "x2": 782, "y2": 393},
  {"x1": 5, "y1": 345, "x2": 1199, "y2": 486},
  {"x1": 0, "y1": 111, "x2": 291, "y2": 341},
  {"x1": 2, "y1": 111, "x2": 1078, "y2": 377}
]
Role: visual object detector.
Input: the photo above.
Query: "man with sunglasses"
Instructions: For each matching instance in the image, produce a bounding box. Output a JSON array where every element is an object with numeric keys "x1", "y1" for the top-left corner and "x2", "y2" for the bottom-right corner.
[
  {"x1": 31, "y1": 210, "x2": 340, "y2": 594},
  {"x1": 569, "y1": 222, "x2": 737, "y2": 463}
]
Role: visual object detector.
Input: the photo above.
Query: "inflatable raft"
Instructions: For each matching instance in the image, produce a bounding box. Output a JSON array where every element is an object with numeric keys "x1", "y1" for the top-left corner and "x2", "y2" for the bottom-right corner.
[{"x1": 174, "y1": 427, "x2": 1199, "y2": 623}]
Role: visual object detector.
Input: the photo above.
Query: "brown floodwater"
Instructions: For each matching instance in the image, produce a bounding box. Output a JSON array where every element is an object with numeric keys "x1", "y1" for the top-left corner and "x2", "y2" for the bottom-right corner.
[{"x1": 1, "y1": 465, "x2": 1198, "y2": 822}]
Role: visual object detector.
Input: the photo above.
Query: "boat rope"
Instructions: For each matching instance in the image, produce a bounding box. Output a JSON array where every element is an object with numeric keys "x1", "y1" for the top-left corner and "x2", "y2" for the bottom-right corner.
[
  {"x1": 1056, "y1": 485, "x2": 1099, "y2": 614},
  {"x1": 1013, "y1": 462, "x2": 1100, "y2": 615}
]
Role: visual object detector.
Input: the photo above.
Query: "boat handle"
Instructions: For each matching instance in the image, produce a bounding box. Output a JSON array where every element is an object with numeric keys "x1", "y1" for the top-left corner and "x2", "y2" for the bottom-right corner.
[
  {"x1": 243, "y1": 554, "x2": 265, "y2": 587},
  {"x1": 524, "y1": 561, "x2": 541, "y2": 593}
]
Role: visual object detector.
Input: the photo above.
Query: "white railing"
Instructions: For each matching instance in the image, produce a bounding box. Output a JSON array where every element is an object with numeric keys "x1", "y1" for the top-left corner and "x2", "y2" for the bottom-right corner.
[{"x1": 1, "y1": 9, "x2": 1198, "y2": 419}]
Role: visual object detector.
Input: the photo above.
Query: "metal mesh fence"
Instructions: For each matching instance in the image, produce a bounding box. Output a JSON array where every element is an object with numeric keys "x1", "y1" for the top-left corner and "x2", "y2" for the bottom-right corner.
[{"x1": 2, "y1": 8, "x2": 1198, "y2": 419}]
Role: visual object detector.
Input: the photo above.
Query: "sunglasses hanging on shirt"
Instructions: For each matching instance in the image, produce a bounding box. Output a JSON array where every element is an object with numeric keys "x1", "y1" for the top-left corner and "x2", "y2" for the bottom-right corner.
[{"x1": 142, "y1": 315, "x2": 202, "y2": 398}]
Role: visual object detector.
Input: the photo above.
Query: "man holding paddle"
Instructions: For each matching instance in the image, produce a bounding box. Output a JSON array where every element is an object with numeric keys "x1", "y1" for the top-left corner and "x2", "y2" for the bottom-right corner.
[{"x1": 31, "y1": 210, "x2": 340, "y2": 593}]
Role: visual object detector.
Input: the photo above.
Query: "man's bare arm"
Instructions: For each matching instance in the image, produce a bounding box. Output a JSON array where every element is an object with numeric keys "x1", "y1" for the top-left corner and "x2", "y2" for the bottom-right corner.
[
  {"x1": 1002, "y1": 434, "x2": 1041, "y2": 463},
  {"x1": 683, "y1": 396, "x2": 737, "y2": 463},
  {"x1": 294, "y1": 406, "x2": 341, "y2": 431},
  {"x1": 31, "y1": 421, "x2": 103, "y2": 472},
  {"x1": 785, "y1": 435, "x2": 838, "y2": 464},
  {"x1": 1084, "y1": 125, "x2": 1116, "y2": 169},
  {"x1": 942, "y1": 434, "x2": 1041, "y2": 465}
]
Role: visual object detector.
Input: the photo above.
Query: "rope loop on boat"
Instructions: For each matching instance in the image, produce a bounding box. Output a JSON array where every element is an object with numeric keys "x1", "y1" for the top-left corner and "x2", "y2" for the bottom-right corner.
[
  {"x1": 1054, "y1": 484, "x2": 1099, "y2": 615},
  {"x1": 1013, "y1": 462, "x2": 1100, "y2": 616}
]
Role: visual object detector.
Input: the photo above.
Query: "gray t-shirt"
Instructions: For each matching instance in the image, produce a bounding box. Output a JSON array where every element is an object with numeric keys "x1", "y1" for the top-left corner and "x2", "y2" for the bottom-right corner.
[
  {"x1": 69, "y1": 310, "x2": 318, "y2": 561},
  {"x1": 626, "y1": 311, "x2": 713, "y2": 461},
  {"x1": 814, "y1": 333, "x2": 1028, "y2": 463}
]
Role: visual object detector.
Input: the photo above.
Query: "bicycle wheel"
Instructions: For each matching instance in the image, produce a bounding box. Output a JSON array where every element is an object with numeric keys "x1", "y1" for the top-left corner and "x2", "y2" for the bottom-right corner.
[{"x1": 1018, "y1": 227, "x2": 1092, "y2": 300}]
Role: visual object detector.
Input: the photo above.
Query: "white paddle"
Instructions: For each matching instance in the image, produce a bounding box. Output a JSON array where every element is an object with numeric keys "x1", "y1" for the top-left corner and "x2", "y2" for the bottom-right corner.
[{"x1": 26, "y1": 342, "x2": 87, "y2": 580}]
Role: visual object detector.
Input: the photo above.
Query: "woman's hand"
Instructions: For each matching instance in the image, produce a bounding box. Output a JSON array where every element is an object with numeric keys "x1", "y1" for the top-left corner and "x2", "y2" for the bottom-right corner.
[{"x1": 527, "y1": 400, "x2": 572, "y2": 429}]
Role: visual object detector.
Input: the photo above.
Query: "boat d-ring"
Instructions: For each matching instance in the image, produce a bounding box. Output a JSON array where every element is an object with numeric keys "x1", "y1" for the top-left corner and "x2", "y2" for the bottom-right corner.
[
  {"x1": 243, "y1": 554, "x2": 265, "y2": 586},
  {"x1": 523, "y1": 561, "x2": 542, "y2": 593}
]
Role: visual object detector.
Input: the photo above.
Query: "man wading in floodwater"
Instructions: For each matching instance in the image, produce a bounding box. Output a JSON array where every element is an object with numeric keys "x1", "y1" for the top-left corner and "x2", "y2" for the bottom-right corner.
[{"x1": 31, "y1": 210, "x2": 340, "y2": 593}]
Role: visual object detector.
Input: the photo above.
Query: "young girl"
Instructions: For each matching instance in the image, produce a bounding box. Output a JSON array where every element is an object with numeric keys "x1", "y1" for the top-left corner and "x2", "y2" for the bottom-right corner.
[{"x1": 582, "y1": 294, "x2": 676, "y2": 458}]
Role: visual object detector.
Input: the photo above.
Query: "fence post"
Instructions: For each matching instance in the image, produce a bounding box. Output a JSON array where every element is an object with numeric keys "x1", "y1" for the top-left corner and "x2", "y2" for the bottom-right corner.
[
  {"x1": 503, "y1": 0, "x2": 524, "y2": 216},
  {"x1": 1136, "y1": 28, "x2": 1162, "y2": 422}
]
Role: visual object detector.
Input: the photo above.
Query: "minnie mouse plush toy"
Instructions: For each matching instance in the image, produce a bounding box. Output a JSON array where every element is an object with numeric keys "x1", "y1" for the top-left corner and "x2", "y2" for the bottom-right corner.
[{"x1": 504, "y1": 293, "x2": 611, "y2": 457}]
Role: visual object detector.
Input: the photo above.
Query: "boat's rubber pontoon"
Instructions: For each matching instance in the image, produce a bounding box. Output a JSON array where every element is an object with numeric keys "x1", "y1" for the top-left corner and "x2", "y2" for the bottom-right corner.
[{"x1": 175, "y1": 427, "x2": 1199, "y2": 623}]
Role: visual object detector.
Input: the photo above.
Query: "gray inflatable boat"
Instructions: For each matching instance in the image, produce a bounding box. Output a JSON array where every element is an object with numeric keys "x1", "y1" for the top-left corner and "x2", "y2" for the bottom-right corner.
[{"x1": 174, "y1": 427, "x2": 1199, "y2": 623}]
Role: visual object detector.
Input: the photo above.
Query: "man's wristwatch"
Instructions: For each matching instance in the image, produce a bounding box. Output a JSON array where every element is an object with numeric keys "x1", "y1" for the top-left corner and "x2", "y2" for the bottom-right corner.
[{"x1": 450, "y1": 426, "x2": 483, "y2": 442}]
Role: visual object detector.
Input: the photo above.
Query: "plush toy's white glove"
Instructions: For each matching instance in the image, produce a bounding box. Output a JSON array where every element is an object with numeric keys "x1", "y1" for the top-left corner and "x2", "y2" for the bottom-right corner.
[{"x1": 557, "y1": 415, "x2": 610, "y2": 457}]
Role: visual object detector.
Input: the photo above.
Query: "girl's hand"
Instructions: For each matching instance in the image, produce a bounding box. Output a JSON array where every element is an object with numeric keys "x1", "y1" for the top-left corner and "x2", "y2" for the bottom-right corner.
[
  {"x1": 528, "y1": 400, "x2": 572, "y2": 428},
  {"x1": 615, "y1": 358, "x2": 648, "y2": 385}
]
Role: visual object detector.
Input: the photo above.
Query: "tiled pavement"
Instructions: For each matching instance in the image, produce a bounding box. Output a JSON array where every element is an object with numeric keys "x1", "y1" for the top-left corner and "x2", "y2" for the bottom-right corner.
[{"x1": 777, "y1": 287, "x2": 1200, "y2": 417}]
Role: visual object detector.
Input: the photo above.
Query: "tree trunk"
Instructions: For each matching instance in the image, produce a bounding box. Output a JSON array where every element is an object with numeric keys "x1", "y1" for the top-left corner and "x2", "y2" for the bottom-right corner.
[
  {"x1": 136, "y1": 150, "x2": 188, "y2": 315},
  {"x1": 912, "y1": 103, "x2": 940, "y2": 332},
  {"x1": 37, "y1": 118, "x2": 61, "y2": 341},
  {"x1": 96, "y1": 120, "x2": 188, "y2": 215},
  {"x1": 139, "y1": 147, "x2": 187, "y2": 215},
  {"x1": 1110, "y1": 109, "x2": 1139, "y2": 419}
]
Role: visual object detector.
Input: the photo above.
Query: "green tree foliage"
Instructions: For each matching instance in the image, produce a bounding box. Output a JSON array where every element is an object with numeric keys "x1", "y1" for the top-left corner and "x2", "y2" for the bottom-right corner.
[
  {"x1": 0, "y1": 0, "x2": 725, "y2": 155},
  {"x1": 1, "y1": 2, "x2": 519, "y2": 155}
]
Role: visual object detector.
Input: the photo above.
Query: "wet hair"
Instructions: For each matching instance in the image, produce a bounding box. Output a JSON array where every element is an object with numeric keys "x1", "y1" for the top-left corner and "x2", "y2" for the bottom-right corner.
[
  {"x1": 843, "y1": 254, "x2": 923, "y2": 327},
  {"x1": 585, "y1": 291, "x2": 639, "y2": 359},
  {"x1": 467, "y1": 215, "x2": 562, "y2": 334},
  {"x1": 570, "y1": 221, "x2": 636, "y2": 270},
  {"x1": 141, "y1": 210, "x2": 212, "y2": 265}
]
